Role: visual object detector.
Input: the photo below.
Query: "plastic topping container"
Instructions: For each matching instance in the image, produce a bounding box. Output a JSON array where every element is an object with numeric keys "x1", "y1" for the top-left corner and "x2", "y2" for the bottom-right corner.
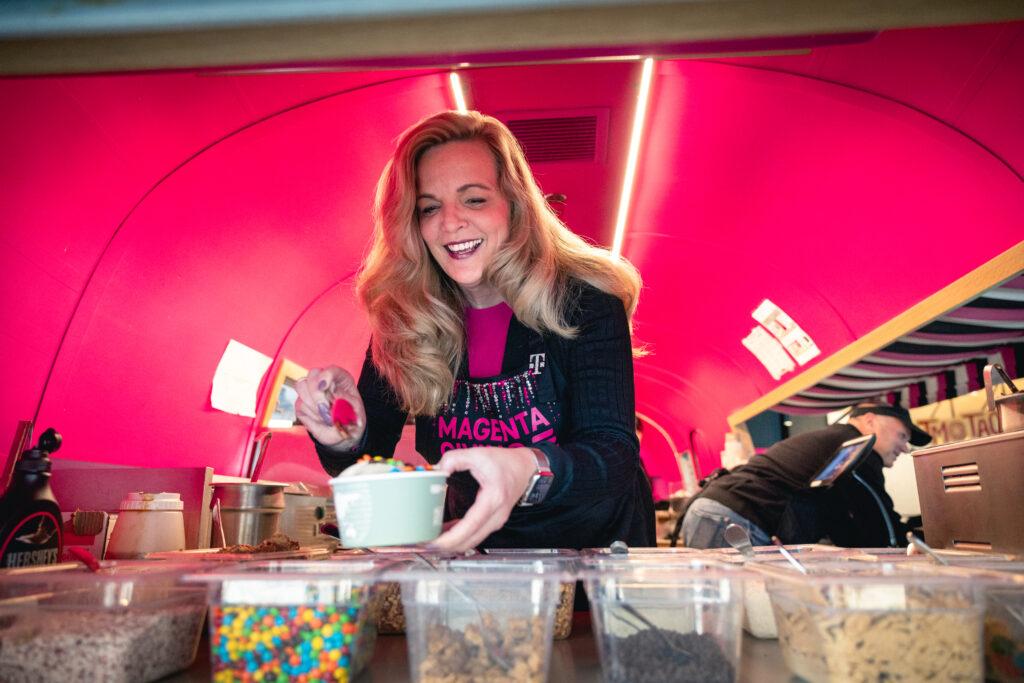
[
  {"x1": 582, "y1": 559, "x2": 743, "y2": 683},
  {"x1": 761, "y1": 561, "x2": 985, "y2": 683},
  {"x1": 0, "y1": 561, "x2": 209, "y2": 682},
  {"x1": 389, "y1": 561, "x2": 567, "y2": 683},
  {"x1": 331, "y1": 548, "x2": 479, "y2": 635},
  {"x1": 943, "y1": 561, "x2": 1024, "y2": 682},
  {"x1": 446, "y1": 551, "x2": 581, "y2": 639},
  {"x1": 189, "y1": 560, "x2": 387, "y2": 683},
  {"x1": 327, "y1": 550, "x2": 432, "y2": 636},
  {"x1": 718, "y1": 552, "x2": 868, "y2": 640}
]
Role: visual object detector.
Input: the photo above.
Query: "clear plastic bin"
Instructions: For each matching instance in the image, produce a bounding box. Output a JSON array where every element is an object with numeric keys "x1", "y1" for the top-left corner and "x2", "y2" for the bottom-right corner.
[
  {"x1": 0, "y1": 561, "x2": 209, "y2": 683},
  {"x1": 582, "y1": 560, "x2": 743, "y2": 683},
  {"x1": 444, "y1": 552, "x2": 581, "y2": 639},
  {"x1": 330, "y1": 548, "x2": 478, "y2": 635},
  {"x1": 190, "y1": 560, "x2": 385, "y2": 683},
  {"x1": 327, "y1": 551, "x2": 435, "y2": 635},
  {"x1": 392, "y1": 562, "x2": 567, "y2": 683},
  {"x1": 736, "y1": 555, "x2": 874, "y2": 640},
  {"x1": 946, "y1": 561, "x2": 1024, "y2": 682},
  {"x1": 763, "y1": 562, "x2": 985, "y2": 683}
]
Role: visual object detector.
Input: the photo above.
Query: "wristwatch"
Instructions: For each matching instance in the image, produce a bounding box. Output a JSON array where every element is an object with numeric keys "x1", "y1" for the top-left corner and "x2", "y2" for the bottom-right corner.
[{"x1": 517, "y1": 448, "x2": 554, "y2": 507}]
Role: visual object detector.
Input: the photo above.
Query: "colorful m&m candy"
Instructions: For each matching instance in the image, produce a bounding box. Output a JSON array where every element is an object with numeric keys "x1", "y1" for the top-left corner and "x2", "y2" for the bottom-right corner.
[{"x1": 210, "y1": 599, "x2": 370, "y2": 683}]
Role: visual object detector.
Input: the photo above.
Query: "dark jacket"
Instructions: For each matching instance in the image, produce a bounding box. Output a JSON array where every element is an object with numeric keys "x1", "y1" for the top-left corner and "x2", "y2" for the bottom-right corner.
[
  {"x1": 700, "y1": 424, "x2": 861, "y2": 535},
  {"x1": 699, "y1": 423, "x2": 908, "y2": 546},
  {"x1": 316, "y1": 282, "x2": 655, "y2": 550}
]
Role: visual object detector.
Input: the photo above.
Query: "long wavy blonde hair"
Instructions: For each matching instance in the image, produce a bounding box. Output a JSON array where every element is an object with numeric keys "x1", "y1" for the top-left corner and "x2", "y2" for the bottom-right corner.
[{"x1": 357, "y1": 110, "x2": 642, "y2": 415}]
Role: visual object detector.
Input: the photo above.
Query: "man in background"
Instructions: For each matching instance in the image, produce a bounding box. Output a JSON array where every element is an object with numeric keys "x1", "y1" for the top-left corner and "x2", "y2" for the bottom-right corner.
[{"x1": 680, "y1": 403, "x2": 932, "y2": 548}]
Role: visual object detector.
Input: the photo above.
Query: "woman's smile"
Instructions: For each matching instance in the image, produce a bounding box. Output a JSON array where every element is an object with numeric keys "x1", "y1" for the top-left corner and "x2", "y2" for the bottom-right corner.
[{"x1": 445, "y1": 238, "x2": 484, "y2": 258}]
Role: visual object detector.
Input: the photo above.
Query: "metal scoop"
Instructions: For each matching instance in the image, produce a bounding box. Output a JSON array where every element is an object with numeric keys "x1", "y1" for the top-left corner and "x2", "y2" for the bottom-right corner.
[
  {"x1": 906, "y1": 532, "x2": 950, "y2": 565},
  {"x1": 723, "y1": 524, "x2": 756, "y2": 560}
]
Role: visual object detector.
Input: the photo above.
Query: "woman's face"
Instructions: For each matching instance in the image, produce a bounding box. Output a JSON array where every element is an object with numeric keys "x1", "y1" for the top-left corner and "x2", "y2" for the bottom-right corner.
[{"x1": 416, "y1": 139, "x2": 511, "y2": 308}]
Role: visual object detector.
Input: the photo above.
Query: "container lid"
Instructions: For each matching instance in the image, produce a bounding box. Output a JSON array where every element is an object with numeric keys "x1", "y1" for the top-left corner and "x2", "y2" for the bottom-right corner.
[
  {"x1": 185, "y1": 560, "x2": 387, "y2": 605},
  {"x1": 483, "y1": 548, "x2": 579, "y2": 557},
  {"x1": 118, "y1": 491, "x2": 183, "y2": 511},
  {"x1": 0, "y1": 560, "x2": 214, "y2": 605}
]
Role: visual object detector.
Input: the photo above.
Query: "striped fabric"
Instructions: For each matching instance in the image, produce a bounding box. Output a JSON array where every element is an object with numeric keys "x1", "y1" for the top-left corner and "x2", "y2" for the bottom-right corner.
[{"x1": 778, "y1": 274, "x2": 1024, "y2": 412}]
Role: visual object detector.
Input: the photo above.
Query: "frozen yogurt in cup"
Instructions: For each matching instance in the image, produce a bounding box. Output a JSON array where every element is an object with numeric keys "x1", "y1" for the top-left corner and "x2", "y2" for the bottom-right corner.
[{"x1": 328, "y1": 456, "x2": 448, "y2": 548}]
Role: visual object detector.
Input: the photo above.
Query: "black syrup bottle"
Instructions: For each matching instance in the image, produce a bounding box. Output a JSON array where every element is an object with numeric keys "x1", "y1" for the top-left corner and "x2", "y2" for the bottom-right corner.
[{"x1": 0, "y1": 428, "x2": 63, "y2": 568}]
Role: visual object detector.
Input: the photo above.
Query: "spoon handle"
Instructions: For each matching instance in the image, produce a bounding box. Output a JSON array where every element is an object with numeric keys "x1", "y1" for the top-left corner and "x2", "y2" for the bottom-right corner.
[
  {"x1": 906, "y1": 532, "x2": 950, "y2": 565},
  {"x1": 67, "y1": 546, "x2": 102, "y2": 572},
  {"x1": 771, "y1": 536, "x2": 809, "y2": 575}
]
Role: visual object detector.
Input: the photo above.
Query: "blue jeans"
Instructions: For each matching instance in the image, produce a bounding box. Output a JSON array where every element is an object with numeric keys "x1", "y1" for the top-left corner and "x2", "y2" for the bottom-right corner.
[{"x1": 681, "y1": 497, "x2": 772, "y2": 549}]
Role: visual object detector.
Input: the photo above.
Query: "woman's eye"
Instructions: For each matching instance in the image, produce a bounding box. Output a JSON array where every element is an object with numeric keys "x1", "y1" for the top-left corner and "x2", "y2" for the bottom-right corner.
[
  {"x1": 418, "y1": 205, "x2": 439, "y2": 217},
  {"x1": 466, "y1": 197, "x2": 486, "y2": 206}
]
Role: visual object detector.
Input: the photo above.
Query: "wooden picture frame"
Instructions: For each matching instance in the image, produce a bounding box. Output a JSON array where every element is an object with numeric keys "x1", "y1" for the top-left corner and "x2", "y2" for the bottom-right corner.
[{"x1": 260, "y1": 359, "x2": 308, "y2": 429}]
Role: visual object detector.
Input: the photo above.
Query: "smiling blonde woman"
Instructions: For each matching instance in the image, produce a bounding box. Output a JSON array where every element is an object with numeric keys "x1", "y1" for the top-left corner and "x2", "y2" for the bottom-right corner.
[{"x1": 295, "y1": 110, "x2": 655, "y2": 553}]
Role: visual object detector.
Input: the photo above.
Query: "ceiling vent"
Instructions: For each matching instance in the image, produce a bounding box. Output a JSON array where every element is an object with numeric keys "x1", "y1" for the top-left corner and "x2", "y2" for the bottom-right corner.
[{"x1": 506, "y1": 114, "x2": 600, "y2": 164}]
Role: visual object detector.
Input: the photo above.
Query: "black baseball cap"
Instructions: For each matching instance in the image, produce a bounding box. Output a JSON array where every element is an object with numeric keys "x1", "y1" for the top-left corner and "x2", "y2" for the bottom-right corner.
[{"x1": 849, "y1": 404, "x2": 932, "y2": 447}]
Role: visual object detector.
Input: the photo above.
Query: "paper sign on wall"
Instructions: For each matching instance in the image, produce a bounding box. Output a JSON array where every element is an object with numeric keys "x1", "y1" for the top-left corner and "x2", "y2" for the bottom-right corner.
[
  {"x1": 742, "y1": 326, "x2": 796, "y2": 380},
  {"x1": 211, "y1": 339, "x2": 273, "y2": 417},
  {"x1": 752, "y1": 299, "x2": 821, "y2": 366}
]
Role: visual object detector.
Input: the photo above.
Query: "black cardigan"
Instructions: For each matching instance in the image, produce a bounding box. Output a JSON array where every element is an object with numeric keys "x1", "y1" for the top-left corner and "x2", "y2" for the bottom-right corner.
[{"x1": 315, "y1": 282, "x2": 655, "y2": 550}]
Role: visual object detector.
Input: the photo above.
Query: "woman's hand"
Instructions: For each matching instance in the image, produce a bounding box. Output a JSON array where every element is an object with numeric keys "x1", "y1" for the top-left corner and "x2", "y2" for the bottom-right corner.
[
  {"x1": 431, "y1": 446, "x2": 539, "y2": 552},
  {"x1": 294, "y1": 366, "x2": 367, "y2": 451}
]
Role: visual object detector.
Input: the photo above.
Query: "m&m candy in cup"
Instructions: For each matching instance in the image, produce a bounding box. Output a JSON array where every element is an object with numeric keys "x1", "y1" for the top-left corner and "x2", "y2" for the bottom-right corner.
[{"x1": 198, "y1": 562, "x2": 379, "y2": 683}]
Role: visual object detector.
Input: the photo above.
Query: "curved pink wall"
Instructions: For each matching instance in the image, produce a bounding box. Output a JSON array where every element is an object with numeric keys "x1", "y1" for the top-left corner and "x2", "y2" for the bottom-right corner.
[{"x1": 2, "y1": 23, "x2": 1021, "y2": 486}]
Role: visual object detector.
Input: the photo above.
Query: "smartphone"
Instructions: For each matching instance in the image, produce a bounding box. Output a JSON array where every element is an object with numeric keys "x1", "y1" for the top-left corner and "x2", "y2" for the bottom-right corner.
[{"x1": 809, "y1": 434, "x2": 877, "y2": 488}]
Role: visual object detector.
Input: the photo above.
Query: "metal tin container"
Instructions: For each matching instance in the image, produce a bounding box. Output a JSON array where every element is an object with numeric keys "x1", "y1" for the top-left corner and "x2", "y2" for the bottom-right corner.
[{"x1": 210, "y1": 482, "x2": 285, "y2": 547}]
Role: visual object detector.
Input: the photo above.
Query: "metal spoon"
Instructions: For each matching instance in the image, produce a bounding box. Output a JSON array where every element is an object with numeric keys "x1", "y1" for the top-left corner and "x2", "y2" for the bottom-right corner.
[
  {"x1": 771, "y1": 536, "x2": 809, "y2": 575},
  {"x1": 723, "y1": 524, "x2": 756, "y2": 560},
  {"x1": 906, "y1": 532, "x2": 949, "y2": 566}
]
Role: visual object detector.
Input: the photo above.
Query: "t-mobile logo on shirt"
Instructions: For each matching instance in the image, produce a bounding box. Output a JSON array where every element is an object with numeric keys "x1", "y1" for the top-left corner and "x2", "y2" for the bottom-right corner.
[{"x1": 529, "y1": 353, "x2": 546, "y2": 374}]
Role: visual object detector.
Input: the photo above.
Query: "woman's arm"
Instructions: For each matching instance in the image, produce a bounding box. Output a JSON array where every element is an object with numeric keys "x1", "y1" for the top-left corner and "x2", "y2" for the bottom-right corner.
[{"x1": 536, "y1": 283, "x2": 641, "y2": 505}]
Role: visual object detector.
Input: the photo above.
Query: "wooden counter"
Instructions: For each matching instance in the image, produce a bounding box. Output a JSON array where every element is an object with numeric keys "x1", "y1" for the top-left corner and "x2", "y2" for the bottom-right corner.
[{"x1": 169, "y1": 612, "x2": 793, "y2": 681}]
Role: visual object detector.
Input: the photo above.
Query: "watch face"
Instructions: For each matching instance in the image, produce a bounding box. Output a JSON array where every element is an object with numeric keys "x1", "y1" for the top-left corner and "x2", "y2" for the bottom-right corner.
[{"x1": 525, "y1": 473, "x2": 555, "y2": 505}]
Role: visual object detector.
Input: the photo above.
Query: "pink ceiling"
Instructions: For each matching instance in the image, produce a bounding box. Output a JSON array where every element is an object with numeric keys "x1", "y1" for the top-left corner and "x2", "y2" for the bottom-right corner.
[{"x1": 1, "y1": 22, "x2": 1022, "y2": 488}]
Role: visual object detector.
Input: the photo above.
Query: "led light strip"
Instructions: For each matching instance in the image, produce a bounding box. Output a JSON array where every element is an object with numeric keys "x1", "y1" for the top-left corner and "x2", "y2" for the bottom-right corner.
[
  {"x1": 611, "y1": 57, "x2": 655, "y2": 259},
  {"x1": 449, "y1": 72, "x2": 468, "y2": 113}
]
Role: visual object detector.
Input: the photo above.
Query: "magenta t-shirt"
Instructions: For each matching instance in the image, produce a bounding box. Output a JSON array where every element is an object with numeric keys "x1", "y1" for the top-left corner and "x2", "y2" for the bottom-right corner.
[{"x1": 465, "y1": 302, "x2": 514, "y2": 378}]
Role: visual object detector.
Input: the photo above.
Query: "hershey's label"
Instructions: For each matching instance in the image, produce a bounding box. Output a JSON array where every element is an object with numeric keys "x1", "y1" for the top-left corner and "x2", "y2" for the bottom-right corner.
[{"x1": 1, "y1": 511, "x2": 62, "y2": 568}]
